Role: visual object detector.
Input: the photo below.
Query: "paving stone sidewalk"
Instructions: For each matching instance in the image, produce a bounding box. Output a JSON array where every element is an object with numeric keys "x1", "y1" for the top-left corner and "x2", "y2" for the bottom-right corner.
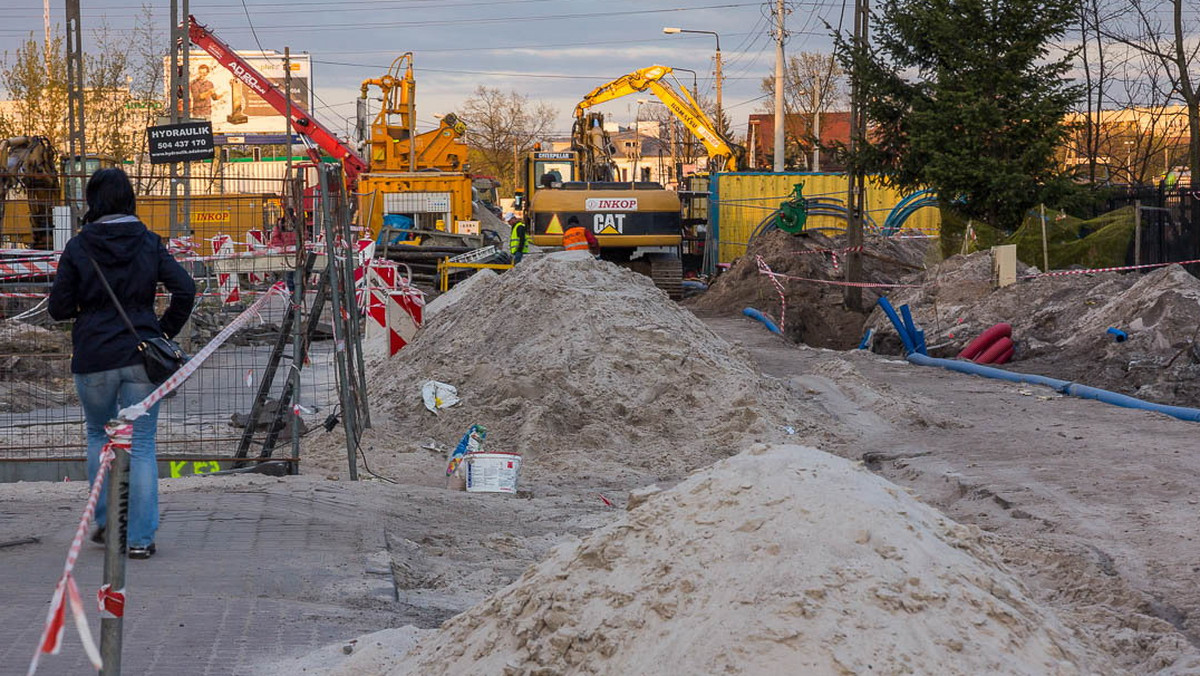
[{"x1": 0, "y1": 481, "x2": 399, "y2": 675}]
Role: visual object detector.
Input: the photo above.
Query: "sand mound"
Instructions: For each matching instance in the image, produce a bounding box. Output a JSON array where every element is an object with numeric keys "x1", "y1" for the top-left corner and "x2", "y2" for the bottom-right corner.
[
  {"x1": 307, "y1": 252, "x2": 811, "y2": 484},
  {"x1": 368, "y1": 444, "x2": 1111, "y2": 675},
  {"x1": 424, "y1": 268, "x2": 498, "y2": 320},
  {"x1": 865, "y1": 253, "x2": 1200, "y2": 406},
  {"x1": 689, "y1": 230, "x2": 930, "y2": 348}
]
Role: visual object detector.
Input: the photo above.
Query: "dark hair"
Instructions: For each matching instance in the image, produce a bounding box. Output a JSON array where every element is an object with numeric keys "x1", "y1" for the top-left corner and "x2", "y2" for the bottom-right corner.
[
  {"x1": 84, "y1": 168, "x2": 136, "y2": 222},
  {"x1": 567, "y1": 215, "x2": 579, "y2": 225}
]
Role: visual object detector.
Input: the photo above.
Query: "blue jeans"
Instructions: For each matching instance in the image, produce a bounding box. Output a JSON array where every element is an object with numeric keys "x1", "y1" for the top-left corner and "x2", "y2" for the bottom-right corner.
[{"x1": 75, "y1": 364, "x2": 162, "y2": 547}]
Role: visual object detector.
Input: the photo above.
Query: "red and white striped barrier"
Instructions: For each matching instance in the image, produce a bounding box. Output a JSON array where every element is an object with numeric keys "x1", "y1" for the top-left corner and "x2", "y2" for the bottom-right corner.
[
  {"x1": 28, "y1": 283, "x2": 291, "y2": 674},
  {"x1": 365, "y1": 262, "x2": 425, "y2": 355},
  {"x1": 210, "y1": 235, "x2": 241, "y2": 305},
  {"x1": 244, "y1": 229, "x2": 266, "y2": 285}
]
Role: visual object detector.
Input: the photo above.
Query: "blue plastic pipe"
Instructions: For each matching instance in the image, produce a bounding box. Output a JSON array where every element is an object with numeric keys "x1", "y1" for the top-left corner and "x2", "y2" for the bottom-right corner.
[
  {"x1": 1106, "y1": 327, "x2": 1128, "y2": 342},
  {"x1": 858, "y1": 328, "x2": 873, "y2": 350},
  {"x1": 876, "y1": 297, "x2": 918, "y2": 355},
  {"x1": 743, "y1": 307, "x2": 783, "y2": 335},
  {"x1": 907, "y1": 353, "x2": 1200, "y2": 423}
]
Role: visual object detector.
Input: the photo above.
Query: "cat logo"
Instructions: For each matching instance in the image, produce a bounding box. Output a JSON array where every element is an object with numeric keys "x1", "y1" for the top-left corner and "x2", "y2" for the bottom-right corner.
[{"x1": 593, "y1": 213, "x2": 625, "y2": 234}]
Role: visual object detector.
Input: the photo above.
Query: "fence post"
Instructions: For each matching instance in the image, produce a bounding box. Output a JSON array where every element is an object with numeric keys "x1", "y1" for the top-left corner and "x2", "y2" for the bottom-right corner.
[
  {"x1": 100, "y1": 446, "x2": 129, "y2": 675},
  {"x1": 1039, "y1": 203, "x2": 1049, "y2": 272},
  {"x1": 1134, "y1": 199, "x2": 1142, "y2": 265}
]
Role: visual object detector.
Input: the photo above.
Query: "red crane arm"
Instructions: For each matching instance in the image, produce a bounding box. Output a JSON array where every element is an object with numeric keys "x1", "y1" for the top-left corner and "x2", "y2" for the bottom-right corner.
[{"x1": 186, "y1": 15, "x2": 369, "y2": 184}]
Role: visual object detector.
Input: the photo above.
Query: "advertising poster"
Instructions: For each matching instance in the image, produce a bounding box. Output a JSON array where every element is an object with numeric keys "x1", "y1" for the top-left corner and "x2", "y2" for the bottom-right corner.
[{"x1": 166, "y1": 51, "x2": 312, "y2": 134}]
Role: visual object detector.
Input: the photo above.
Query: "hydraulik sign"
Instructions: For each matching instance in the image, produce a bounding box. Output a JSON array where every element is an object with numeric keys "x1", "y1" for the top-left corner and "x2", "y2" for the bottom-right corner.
[{"x1": 148, "y1": 121, "x2": 215, "y2": 164}]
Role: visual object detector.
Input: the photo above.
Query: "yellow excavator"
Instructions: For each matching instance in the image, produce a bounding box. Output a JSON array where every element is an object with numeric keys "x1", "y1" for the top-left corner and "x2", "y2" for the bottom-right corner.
[{"x1": 522, "y1": 66, "x2": 743, "y2": 298}]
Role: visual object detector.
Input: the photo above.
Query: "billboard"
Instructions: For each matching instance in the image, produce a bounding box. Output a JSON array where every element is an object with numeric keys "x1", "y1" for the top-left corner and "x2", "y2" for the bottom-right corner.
[{"x1": 166, "y1": 51, "x2": 312, "y2": 135}]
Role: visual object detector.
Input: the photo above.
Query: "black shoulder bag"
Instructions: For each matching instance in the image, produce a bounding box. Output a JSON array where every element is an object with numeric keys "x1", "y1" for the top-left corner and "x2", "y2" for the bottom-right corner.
[{"x1": 87, "y1": 256, "x2": 189, "y2": 385}]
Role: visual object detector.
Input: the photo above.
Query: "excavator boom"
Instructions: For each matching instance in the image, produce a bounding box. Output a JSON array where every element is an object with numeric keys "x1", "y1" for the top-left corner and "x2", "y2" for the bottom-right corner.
[{"x1": 575, "y1": 65, "x2": 740, "y2": 173}]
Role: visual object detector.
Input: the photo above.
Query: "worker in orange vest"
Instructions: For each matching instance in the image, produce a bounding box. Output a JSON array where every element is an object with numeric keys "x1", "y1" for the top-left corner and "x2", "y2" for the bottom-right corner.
[{"x1": 562, "y1": 215, "x2": 600, "y2": 257}]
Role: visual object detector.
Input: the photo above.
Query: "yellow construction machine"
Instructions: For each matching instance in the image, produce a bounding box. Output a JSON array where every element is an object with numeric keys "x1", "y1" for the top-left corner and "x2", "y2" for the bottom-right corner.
[
  {"x1": 522, "y1": 65, "x2": 743, "y2": 298},
  {"x1": 356, "y1": 54, "x2": 487, "y2": 246},
  {"x1": 358, "y1": 53, "x2": 469, "y2": 173}
]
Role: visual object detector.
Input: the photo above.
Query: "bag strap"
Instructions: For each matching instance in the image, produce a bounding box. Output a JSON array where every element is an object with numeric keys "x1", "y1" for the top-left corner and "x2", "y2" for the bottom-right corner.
[{"x1": 86, "y1": 255, "x2": 142, "y2": 342}]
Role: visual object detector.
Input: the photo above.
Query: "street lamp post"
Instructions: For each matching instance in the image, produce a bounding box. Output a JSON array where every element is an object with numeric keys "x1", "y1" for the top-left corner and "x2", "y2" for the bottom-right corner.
[
  {"x1": 663, "y1": 27, "x2": 722, "y2": 134},
  {"x1": 672, "y1": 66, "x2": 700, "y2": 165},
  {"x1": 633, "y1": 98, "x2": 648, "y2": 181}
]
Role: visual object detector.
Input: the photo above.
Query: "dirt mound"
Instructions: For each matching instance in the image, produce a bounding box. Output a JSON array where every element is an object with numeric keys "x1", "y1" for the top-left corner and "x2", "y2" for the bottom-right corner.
[
  {"x1": 689, "y1": 230, "x2": 931, "y2": 349},
  {"x1": 864, "y1": 253, "x2": 1200, "y2": 407},
  {"x1": 0, "y1": 320, "x2": 75, "y2": 412},
  {"x1": 372, "y1": 445, "x2": 1113, "y2": 675},
  {"x1": 307, "y1": 252, "x2": 813, "y2": 485}
]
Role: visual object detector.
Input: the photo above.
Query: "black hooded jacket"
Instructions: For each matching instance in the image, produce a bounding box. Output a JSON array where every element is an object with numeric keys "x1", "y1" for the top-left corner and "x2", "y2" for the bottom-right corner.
[{"x1": 49, "y1": 216, "x2": 196, "y2": 374}]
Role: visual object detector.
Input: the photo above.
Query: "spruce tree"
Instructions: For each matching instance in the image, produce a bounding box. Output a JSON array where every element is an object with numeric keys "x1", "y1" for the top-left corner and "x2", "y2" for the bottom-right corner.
[{"x1": 836, "y1": 0, "x2": 1080, "y2": 233}]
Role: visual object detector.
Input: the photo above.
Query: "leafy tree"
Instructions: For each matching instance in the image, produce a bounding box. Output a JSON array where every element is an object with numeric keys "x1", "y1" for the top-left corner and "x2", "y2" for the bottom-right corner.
[
  {"x1": 1, "y1": 15, "x2": 161, "y2": 165},
  {"x1": 758, "y1": 52, "x2": 845, "y2": 169},
  {"x1": 0, "y1": 33, "x2": 68, "y2": 148},
  {"x1": 458, "y1": 86, "x2": 556, "y2": 196},
  {"x1": 1102, "y1": 0, "x2": 1200, "y2": 224},
  {"x1": 834, "y1": 0, "x2": 1080, "y2": 232}
]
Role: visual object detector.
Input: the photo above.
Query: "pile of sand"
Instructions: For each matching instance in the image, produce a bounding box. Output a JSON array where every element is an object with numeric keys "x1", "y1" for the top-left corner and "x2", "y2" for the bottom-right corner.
[
  {"x1": 0, "y1": 320, "x2": 75, "y2": 412},
  {"x1": 338, "y1": 444, "x2": 1112, "y2": 674},
  {"x1": 305, "y1": 252, "x2": 811, "y2": 484},
  {"x1": 864, "y1": 252, "x2": 1200, "y2": 406},
  {"x1": 689, "y1": 230, "x2": 931, "y2": 348}
]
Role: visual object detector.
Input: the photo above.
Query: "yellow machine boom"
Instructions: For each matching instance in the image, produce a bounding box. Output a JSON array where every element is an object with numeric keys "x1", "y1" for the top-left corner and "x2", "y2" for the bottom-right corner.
[{"x1": 575, "y1": 65, "x2": 741, "y2": 173}]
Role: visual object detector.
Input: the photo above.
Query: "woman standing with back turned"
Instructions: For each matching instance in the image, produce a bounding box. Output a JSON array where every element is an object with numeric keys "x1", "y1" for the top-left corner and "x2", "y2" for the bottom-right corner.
[{"x1": 49, "y1": 169, "x2": 196, "y2": 560}]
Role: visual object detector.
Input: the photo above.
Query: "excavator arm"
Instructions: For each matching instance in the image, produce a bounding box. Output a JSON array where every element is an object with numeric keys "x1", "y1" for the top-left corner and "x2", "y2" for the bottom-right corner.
[{"x1": 575, "y1": 65, "x2": 741, "y2": 173}]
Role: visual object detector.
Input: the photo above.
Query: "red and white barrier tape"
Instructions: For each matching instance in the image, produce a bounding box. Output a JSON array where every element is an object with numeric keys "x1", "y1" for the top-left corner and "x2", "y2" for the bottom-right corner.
[
  {"x1": 757, "y1": 264, "x2": 922, "y2": 289},
  {"x1": 120, "y1": 282, "x2": 289, "y2": 420},
  {"x1": 27, "y1": 420, "x2": 131, "y2": 676},
  {"x1": 790, "y1": 245, "x2": 863, "y2": 256},
  {"x1": 754, "y1": 255, "x2": 788, "y2": 332},
  {"x1": 1020, "y1": 257, "x2": 1200, "y2": 279},
  {"x1": 28, "y1": 284, "x2": 290, "y2": 675}
]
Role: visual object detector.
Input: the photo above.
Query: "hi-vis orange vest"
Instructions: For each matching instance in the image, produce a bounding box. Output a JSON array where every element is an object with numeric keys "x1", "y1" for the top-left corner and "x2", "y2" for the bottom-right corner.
[{"x1": 562, "y1": 226, "x2": 590, "y2": 251}]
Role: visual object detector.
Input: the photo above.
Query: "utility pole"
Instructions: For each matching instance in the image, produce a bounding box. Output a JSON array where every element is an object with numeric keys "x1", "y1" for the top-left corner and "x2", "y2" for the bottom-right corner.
[
  {"x1": 42, "y1": 0, "x2": 51, "y2": 79},
  {"x1": 844, "y1": 0, "x2": 868, "y2": 310},
  {"x1": 714, "y1": 46, "x2": 723, "y2": 137},
  {"x1": 64, "y1": 0, "x2": 86, "y2": 226},
  {"x1": 181, "y1": 0, "x2": 191, "y2": 235},
  {"x1": 169, "y1": 0, "x2": 181, "y2": 237},
  {"x1": 773, "y1": 0, "x2": 786, "y2": 172},
  {"x1": 812, "y1": 105, "x2": 821, "y2": 172},
  {"x1": 512, "y1": 141, "x2": 519, "y2": 197}
]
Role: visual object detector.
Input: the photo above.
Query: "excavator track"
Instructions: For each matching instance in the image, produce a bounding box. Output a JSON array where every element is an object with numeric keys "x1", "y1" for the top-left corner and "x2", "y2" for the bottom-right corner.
[{"x1": 649, "y1": 254, "x2": 683, "y2": 301}]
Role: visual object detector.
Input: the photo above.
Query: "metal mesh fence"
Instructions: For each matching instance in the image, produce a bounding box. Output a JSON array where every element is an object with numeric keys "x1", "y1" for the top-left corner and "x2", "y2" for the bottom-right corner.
[
  {"x1": 0, "y1": 286, "x2": 341, "y2": 481},
  {"x1": 0, "y1": 167, "x2": 350, "y2": 480}
]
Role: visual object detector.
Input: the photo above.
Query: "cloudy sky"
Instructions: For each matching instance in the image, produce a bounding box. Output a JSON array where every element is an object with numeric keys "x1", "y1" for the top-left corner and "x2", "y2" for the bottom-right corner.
[{"x1": 0, "y1": 0, "x2": 853, "y2": 138}]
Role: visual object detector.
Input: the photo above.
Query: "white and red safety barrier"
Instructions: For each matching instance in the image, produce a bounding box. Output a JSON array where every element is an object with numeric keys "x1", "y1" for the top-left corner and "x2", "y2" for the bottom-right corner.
[
  {"x1": 210, "y1": 234, "x2": 241, "y2": 304},
  {"x1": 365, "y1": 262, "x2": 424, "y2": 356},
  {"x1": 244, "y1": 229, "x2": 266, "y2": 285},
  {"x1": 28, "y1": 283, "x2": 292, "y2": 675}
]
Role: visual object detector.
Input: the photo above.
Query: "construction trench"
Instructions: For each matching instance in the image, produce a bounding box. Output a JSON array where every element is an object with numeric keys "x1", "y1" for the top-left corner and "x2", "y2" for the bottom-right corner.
[{"x1": 5, "y1": 221, "x2": 1200, "y2": 673}]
